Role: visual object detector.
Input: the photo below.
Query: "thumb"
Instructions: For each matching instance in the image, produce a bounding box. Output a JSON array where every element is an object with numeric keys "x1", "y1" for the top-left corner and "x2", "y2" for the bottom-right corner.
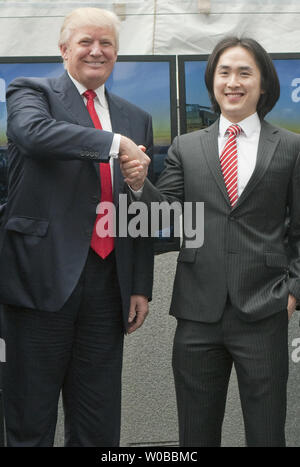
[{"x1": 128, "y1": 307, "x2": 136, "y2": 323}]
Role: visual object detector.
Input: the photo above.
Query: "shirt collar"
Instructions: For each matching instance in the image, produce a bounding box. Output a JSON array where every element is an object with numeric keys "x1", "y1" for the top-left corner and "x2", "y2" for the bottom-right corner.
[
  {"x1": 219, "y1": 112, "x2": 261, "y2": 137},
  {"x1": 67, "y1": 72, "x2": 108, "y2": 109}
]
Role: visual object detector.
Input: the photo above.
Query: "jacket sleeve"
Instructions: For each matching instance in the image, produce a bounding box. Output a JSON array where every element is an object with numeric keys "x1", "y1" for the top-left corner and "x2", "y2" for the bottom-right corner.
[
  {"x1": 131, "y1": 114, "x2": 155, "y2": 300},
  {"x1": 142, "y1": 135, "x2": 185, "y2": 205},
  {"x1": 6, "y1": 79, "x2": 114, "y2": 162},
  {"x1": 287, "y1": 151, "x2": 300, "y2": 300}
]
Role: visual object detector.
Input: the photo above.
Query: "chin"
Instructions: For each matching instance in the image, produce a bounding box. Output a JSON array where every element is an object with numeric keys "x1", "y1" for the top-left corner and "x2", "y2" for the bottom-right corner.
[
  {"x1": 84, "y1": 74, "x2": 104, "y2": 86},
  {"x1": 224, "y1": 106, "x2": 244, "y2": 118}
]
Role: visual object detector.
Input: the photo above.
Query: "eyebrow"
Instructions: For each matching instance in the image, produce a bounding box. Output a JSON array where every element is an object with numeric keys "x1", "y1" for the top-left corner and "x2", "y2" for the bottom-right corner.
[
  {"x1": 78, "y1": 35, "x2": 114, "y2": 43},
  {"x1": 78, "y1": 35, "x2": 92, "y2": 41},
  {"x1": 217, "y1": 65, "x2": 253, "y2": 72}
]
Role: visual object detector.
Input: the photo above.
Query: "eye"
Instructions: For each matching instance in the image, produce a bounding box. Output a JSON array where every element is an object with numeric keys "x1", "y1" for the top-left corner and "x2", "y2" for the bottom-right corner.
[
  {"x1": 101, "y1": 41, "x2": 113, "y2": 48},
  {"x1": 240, "y1": 71, "x2": 251, "y2": 77}
]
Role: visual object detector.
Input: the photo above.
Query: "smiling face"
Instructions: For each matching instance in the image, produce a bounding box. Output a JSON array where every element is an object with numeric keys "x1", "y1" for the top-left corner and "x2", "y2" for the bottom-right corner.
[
  {"x1": 60, "y1": 25, "x2": 117, "y2": 89},
  {"x1": 213, "y1": 46, "x2": 264, "y2": 123}
]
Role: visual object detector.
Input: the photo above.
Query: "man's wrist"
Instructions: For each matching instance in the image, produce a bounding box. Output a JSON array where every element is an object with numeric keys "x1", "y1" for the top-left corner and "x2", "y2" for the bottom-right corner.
[
  {"x1": 128, "y1": 183, "x2": 144, "y2": 199},
  {"x1": 119, "y1": 135, "x2": 132, "y2": 155}
]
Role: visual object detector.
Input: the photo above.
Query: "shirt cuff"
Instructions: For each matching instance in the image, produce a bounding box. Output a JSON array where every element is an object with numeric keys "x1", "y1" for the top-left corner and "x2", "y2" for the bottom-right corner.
[
  {"x1": 110, "y1": 133, "x2": 121, "y2": 158},
  {"x1": 128, "y1": 185, "x2": 144, "y2": 199}
]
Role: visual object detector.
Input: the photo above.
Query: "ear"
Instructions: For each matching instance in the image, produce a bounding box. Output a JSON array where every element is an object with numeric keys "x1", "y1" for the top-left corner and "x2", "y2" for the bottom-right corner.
[{"x1": 60, "y1": 44, "x2": 68, "y2": 61}]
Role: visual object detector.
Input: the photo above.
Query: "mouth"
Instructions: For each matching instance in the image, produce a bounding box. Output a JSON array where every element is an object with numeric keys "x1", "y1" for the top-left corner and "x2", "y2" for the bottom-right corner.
[
  {"x1": 225, "y1": 91, "x2": 245, "y2": 101},
  {"x1": 84, "y1": 61, "x2": 106, "y2": 68}
]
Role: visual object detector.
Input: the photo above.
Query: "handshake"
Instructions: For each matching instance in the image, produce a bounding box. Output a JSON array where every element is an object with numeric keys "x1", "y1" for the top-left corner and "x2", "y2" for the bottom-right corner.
[{"x1": 119, "y1": 136, "x2": 150, "y2": 191}]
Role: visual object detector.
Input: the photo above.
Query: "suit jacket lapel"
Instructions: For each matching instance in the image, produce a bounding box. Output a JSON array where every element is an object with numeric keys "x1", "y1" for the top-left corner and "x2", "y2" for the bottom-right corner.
[
  {"x1": 52, "y1": 74, "x2": 128, "y2": 199},
  {"x1": 201, "y1": 119, "x2": 280, "y2": 210},
  {"x1": 52, "y1": 72, "x2": 101, "y2": 182},
  {"x1": 234, "y1": 120, "x2": 280, "y2": 209},
  {"x1": 201, "y1": 119, "x2": 232, "y2": 207},
  {"x1": 52, "y1": 71, "x2": 94, "y2": 128}
]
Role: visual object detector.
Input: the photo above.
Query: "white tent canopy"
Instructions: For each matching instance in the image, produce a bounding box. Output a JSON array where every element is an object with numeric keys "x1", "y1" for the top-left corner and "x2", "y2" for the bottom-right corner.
[{"x1": 0, "y1": 0, "x2": 300, "y2": 56}]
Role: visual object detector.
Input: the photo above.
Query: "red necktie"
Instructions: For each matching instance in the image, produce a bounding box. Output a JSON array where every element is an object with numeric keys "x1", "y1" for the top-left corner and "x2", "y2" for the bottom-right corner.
[
  {"x1": 220, "y1": 124, "x2": 241, "y2": 207},
  {"x1": 83, "y1": 89, "x2": 114, "y2": 259}
]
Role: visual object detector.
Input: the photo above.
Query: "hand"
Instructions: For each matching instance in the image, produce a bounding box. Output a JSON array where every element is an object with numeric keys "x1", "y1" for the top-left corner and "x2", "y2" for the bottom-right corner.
[
  {"x1": 287, "y1": 294, "x2": 297, "y2": 320},
  {"x1": 119, "y1": 138, "x2": 150, "y2": 191},
  {"x1": 120, "y1": 153, "x2": 148, "y2": 191},
  {"x1": 127, "y1": 294, "x2": 149, "y2": 334},
  {"x1": 119, "y1": 136, "x2": 150, "y2": 165}
]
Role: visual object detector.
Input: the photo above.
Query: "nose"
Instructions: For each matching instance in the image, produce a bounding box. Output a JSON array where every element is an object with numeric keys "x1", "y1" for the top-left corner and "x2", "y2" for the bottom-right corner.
[
  {"x1": 90, "y1": 42, "x2": 102, "y2": 56},
  {"x1": 227, "y1": 73, "x2": 240, "y2": 88}
]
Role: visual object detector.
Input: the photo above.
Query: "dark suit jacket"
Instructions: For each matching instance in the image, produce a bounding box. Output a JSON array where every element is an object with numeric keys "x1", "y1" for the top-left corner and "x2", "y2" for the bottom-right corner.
[
  {"x1": 141, "y1": 119, "x2": 300, "y2": 322},
  {"x1": 0, "y1": 72, "x2": 154, "y2": 330}
]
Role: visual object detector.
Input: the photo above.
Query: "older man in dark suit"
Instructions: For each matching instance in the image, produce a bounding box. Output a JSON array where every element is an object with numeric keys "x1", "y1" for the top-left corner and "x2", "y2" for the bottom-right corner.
[
  {"x1": 122, "y1": 37, "x2": 300, "y2": 446},
  {"x1": 0, "y1": 7, "x2": 153, "y2": 447}
]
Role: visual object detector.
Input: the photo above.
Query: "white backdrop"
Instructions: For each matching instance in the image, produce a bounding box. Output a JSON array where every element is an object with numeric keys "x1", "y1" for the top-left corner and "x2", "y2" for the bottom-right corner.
[{"x1": 0, "y1": 0, "x2": 300, "y2": 56}]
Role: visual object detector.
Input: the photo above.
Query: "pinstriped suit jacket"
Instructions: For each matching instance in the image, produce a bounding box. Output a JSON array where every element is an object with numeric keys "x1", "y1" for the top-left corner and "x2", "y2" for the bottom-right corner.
[{"x1": 142, "y1": 119, "x2": 300, "y2": 322}]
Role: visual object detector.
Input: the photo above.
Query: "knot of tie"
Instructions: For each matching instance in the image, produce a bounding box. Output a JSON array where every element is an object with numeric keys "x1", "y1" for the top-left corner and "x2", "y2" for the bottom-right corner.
[
  {"x1": 226, "y1": 124, "x2": 241, "y2": 137},
  {"x1": 83, "y1": 89, "x2": 97, "y2": 101}
]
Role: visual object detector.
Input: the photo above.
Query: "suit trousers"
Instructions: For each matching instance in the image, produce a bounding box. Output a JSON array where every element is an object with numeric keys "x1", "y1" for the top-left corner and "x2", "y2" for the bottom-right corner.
[
  {"x1": 172, "y1": 302, "x2": 289, "y2": 447},
  {"x1": 1, "y1": 248, "x2": 124, "y2": 447}
]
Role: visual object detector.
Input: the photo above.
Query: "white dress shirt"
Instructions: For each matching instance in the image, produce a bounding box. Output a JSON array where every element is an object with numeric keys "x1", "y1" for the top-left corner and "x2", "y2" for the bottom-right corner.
[
  {"x1": 218, "y1": 112, "x2": 261, "y2": 197},
  {"x1": 68, "y1": 73, "x2": 120, "y2": 185}
]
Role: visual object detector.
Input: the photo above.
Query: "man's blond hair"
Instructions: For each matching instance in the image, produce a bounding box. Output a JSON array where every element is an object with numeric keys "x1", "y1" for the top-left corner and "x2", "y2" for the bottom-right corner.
[{"x1": 59, "y1": 7, "x2": 121, "y2": 51}]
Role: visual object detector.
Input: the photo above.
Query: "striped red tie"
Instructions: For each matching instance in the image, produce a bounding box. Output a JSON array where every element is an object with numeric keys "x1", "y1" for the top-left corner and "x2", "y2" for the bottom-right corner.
[
  {"x1": 83, "y1": 89, "x2": 114, "y2": 259},
  {"x1": 220, "y1": 124, "x2": 241, "y2": 207}
]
